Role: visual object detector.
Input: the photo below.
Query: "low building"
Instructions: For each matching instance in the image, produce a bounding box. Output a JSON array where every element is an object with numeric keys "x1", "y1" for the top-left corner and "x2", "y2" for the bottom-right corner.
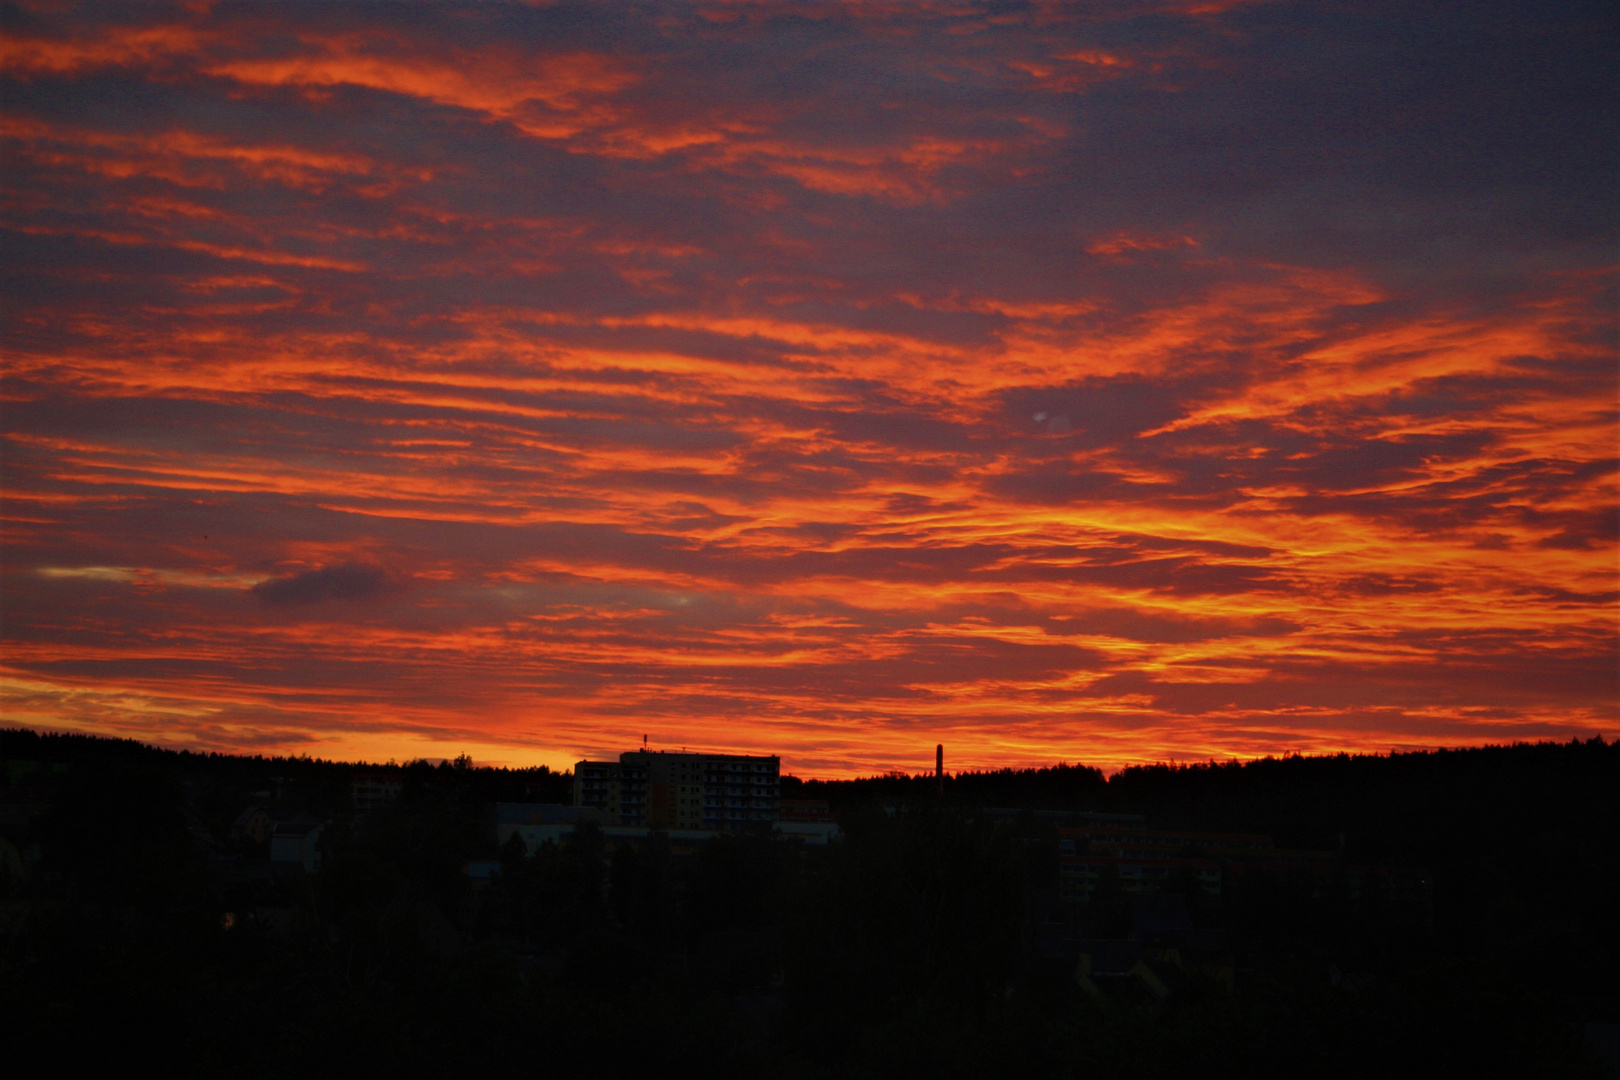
[
  {"x1": 777, "y1": 798, "x2": 840, "y2": 844},
  {"x1": 984, "y1": 809, "x2": 1148, "y2": 828},
  {"x1": 1056, "y1": 822, "x2": 1424, "y2": 920},
  {"x1": 1061, "y1": 854, "x2": 1223, "y2": 903},
  {"x1": 269, "y1": 819, "x2": 325, "y2": 873},
  {"x1": 496, "y1": 802, "x2": 608, "y2": 851},
  {"x1": 1060, "y1": 824, "x2": 1274, "y2": 859},
  {"x1": 352, "y1": 773, "x2": 402, "y2": 813},
  {"x1": 1057, "y1": 824, "x2": 1278, "y2": 903}
]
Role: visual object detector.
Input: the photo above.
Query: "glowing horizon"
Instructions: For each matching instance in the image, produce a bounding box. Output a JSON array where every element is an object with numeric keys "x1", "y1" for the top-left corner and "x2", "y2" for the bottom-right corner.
[{"x1": 2, "y1": 1, "x2": 1615, "y2": 778}]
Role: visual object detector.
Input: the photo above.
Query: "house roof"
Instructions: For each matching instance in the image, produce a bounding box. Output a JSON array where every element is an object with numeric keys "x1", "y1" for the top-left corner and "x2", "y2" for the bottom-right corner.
[{"x1": 271, "y1": 820, "x2": 322, "y2": 838}]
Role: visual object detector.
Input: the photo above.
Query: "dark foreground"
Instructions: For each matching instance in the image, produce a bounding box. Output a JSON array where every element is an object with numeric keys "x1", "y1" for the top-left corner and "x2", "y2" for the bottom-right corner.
[{"x1": 2, "y1": 730, "x2": 1615, "y2": 1077}]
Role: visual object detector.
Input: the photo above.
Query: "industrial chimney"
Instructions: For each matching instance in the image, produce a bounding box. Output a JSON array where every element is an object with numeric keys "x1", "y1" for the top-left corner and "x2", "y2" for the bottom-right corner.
[{"x1": 936, "y1": 743, "x2": 944, "y2": 799}]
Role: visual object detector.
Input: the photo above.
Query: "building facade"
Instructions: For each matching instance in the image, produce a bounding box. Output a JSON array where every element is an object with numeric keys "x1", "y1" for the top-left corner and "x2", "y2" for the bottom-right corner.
[
  {"x1": 1052, "y1": 823, "x2": 1423, "y2": 910},
  {"x1": 269, "y1": 819, "x2": 325, "y2": 873},
  {"x1": 574, "y1": 750, "x2": 780, "y2": 830},
  {"x1": 351, "y1": 773, "x2": 402, "y2": 813},
  {"x1": 1056, "y1": 825, "x2": 1272, "y2": 903},
  {"x1": 496, "y1": 802, "x2": 610, "y2": 851}
]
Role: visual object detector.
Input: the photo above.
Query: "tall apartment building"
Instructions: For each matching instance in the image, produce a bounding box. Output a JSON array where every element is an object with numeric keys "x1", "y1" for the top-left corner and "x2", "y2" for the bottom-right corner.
[{"x1": 574, "y1": 750, "x2": 779, "y2": 831}]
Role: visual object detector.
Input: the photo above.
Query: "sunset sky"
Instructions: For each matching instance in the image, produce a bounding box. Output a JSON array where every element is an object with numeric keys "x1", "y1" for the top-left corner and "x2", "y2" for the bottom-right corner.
[{"x1": 2, "y1": 1, "x2": 1615, "y2": 776}]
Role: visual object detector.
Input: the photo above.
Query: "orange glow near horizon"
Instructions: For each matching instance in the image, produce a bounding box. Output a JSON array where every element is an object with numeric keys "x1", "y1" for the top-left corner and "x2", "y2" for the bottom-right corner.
[{"x1": 2, "y1": 3, "x2": 1615, "y2": 777}]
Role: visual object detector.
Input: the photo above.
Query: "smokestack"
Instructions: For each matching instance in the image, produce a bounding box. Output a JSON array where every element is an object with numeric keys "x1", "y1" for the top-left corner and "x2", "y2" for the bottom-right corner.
[{"x1": 936, "y1": 743, "x2": 944, "y2": 799}]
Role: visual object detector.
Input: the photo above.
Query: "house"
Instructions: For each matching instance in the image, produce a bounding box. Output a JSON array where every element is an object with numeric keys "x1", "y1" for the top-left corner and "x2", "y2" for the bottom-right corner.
[
  {"x1": 230, "y1": 806, "x2": 275, "y2": 846},
  {"x1": 269, "y1": 818, "x2": 325, "y2": 873},
  {"x1": 1073, "y1": 940, "x2": 1178, "y2": 1003}
]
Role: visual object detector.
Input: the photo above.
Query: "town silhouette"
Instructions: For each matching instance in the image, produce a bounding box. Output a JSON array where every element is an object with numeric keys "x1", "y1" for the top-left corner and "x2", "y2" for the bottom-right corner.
[{"x1": 2, "y1": 729, "x2": 1614, "y2": 1076}]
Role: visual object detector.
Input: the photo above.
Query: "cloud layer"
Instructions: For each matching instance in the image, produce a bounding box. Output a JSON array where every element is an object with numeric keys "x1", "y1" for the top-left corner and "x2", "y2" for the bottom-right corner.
[{"x1": 2, "y1": 0, "x2": 1615, "y2": 773}]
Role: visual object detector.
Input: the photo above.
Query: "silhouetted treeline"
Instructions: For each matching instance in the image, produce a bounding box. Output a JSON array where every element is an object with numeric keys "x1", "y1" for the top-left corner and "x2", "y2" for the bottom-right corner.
[
  {"x1": 0, "y1": 727, "x2": 573, "y2": 822},
  {"x1": 786, "y1": 761, "x2": 1107, "y2": 808},
  {"x1": 1, "y1": 729, "x2": 1613, "y2": 1077}
]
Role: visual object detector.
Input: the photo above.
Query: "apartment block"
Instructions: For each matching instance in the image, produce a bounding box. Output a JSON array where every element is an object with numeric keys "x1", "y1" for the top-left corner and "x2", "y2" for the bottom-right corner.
[{"x1": 574, "y1": 750, "x2": 779, "y2": 830}]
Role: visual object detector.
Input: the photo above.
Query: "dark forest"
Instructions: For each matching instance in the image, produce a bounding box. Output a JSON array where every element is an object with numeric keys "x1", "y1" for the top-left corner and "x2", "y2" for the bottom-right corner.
[{"x1": 2, "y1": 730, "x2": 1614, "y2": 1077}]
